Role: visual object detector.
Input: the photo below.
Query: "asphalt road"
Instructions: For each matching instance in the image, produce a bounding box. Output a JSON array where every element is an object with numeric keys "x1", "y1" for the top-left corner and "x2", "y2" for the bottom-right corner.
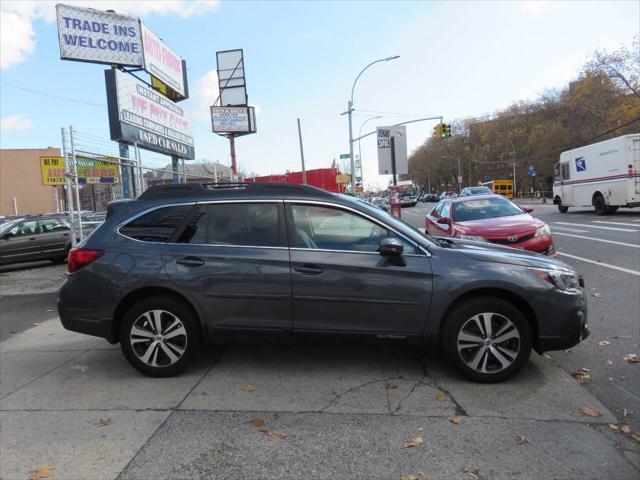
[{"x1": 401, "y1": 200, "x2": 640, "y2": 430}]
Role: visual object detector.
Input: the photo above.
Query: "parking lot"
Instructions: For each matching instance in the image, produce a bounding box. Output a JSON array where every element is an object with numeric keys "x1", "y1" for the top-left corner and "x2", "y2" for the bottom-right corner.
[{"x1": 1, "y1": 203, "x2": 639, "y2": 479}]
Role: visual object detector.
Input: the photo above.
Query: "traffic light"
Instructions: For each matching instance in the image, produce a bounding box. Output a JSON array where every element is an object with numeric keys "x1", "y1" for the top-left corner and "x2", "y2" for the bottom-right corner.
[
  {"x1": 442, "y1": 123, "x2": 452, "y2": 138},
  {"x1": 433, "y1": 123, "x2": 443, "y2": 138}
]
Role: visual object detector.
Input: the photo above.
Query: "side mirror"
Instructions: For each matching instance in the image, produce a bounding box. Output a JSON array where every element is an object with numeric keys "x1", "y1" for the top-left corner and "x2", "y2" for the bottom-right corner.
[
  {"x1": 522, "y1": 206, "x2": 534, "y2": 213},
  {"x1": 437, "y1": 216, "x2": 450, "y2": 225},
  {"x1": 379, "y1": 237, "x2": 403, "y2": 257}
]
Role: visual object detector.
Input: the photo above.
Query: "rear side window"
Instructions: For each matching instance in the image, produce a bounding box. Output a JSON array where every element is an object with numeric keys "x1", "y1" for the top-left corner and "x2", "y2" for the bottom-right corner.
[
  {"x1": 440, "y1": 202, "x2": 451, "y2": 218},
  {"x1": 178, "y1": 203, "x2": 281, "y2": 247},
  {"x1": 120, "y1": 205, "x2": 193, "y2": 242}
]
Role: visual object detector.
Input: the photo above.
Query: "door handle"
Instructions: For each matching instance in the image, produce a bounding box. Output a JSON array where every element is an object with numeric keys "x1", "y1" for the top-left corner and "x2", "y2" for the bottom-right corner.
[
  {"x1": 176, "y1": 256, "x2": 205, "y2": 267},
  {"x1": 294, "y1": 264, "x2": 324, "y2": 275},
  {"x1": 29, "y1": 237, "x2": 37, "y2": 241}
]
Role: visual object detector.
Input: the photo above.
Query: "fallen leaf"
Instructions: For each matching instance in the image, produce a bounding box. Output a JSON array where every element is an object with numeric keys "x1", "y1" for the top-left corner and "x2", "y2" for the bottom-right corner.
[
  {"x1": 387, "y1": 383, "x2": 398, "y2": 390},
  {"x1": 573, "y1": 368, "x2": 591, "y2": 384},
  {"x1": 608, "y1": 423, "x2": 620, "y2": 431},
  {"x1": 28, "y1": 465, "x2": 55, "y2": 480},
  {"x1": 46, "y1": 309, "x2": 54, "y2": 312},
  {"x1": 435, "y1": 392, "x2": 447, "y2": 402},
  {"x1": 631, "y1": 432, "x2": 640, "y2": 443},
  {"x1": 579, "y1": 406, "x2": 602, "y2": 417},
  {"x1": 604, "y1": 359, "x2": 613, "y2": 368},
  {"x1": 401, "y1": 474, "x2": 428, "y2": 480},
  {"x1": 462, "y1": 466, "x2": 479, "y2": 479},
  {"x1": 249, "y1": 417, "x2": 265, "y2": 428},
  {"x1": 543, "y1": 353, "x2": 553, "y2": 360},
  {"x1": 516, "y1": 435, "x2": 529, "y2": 445},
  {"x1": 620, "y1": 425, "x2": 632, "y2": 434},
  {"x1": 591, "y1": 293, "x2": 603, "y2": 298},
  {"x1": 32, "y1": 322, "x2": 40, "y2": 327},
  {"x1": 94, "y1": 417, "x2": 112, "y2": 427},
  {"x1": 449, "y1": 416, "x2": 462, "y2": 425},
  {"x1": 623, "y1": 353, "x2": 639, "y2": 364},
  {"x1": 598, "y1": 340, "x2": 610, "y2": 346},
  {"x1": 258, "y1": 427, "x2": 285, "y2": 439},
  {"x1": 401, "y1": 436, "x2": 424, "y2": 449},
  {"x1": 242, "y1": 384, "x2": 257, "y2": 392}
]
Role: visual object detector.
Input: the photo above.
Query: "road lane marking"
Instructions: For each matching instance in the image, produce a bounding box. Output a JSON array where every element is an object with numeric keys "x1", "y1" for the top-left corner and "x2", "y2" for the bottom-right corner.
[
  {"x1": 554, "y1": 232, "x2": 640, "y2": 248},
  {"x1": 553, "y1": 222, "x2": 639, "y2": 233},
  {"x1": 557, "y1": 252, "x2": 640, "y2": 276},
  {"x1": 552, "y1": 226, "x2": 589, "y2": 233},
  {"x1": 592, "y1": 220, "x2": 640, "y2": 227}
]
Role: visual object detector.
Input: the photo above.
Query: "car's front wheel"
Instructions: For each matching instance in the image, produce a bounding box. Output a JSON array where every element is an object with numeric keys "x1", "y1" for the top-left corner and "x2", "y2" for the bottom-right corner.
[
  {"x1": 442, "y1": 297, "x2": 532, "y2": 382},
  {"x1": 120, "y1": 296, "x2": 201, "y2": 377}
]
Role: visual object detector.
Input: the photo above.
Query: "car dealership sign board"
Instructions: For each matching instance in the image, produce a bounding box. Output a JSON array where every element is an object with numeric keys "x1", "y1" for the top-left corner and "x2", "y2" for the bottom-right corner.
[
  {"x1": 56, "y1": 4, "x2": 143, "y2": 66},
  {"x1": 105, "y1": 69, "x2": 194, "y2": 159},
  {"x1": 210, "y1": 106, "x2": 257, "y2": 133},
  {"x1": 40, "y1": 156, "x2": 120, "y2": 186},
  {"x1": 141, "y1": 24, "x2": 186, "y2": 98},
  {"x1": 377, "y1": 125, "x2": 408, "y2": 175}
]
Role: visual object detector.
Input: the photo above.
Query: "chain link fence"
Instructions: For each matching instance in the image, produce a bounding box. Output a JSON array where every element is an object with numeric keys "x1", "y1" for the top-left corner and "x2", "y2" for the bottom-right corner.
[{"x1": 61, "y1": 127, "x2": 232, "y2": 244}]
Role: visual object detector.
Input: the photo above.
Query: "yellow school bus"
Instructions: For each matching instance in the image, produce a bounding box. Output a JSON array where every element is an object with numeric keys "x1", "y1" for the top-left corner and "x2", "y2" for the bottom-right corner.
[{"x1": 491, "y1": 180, "x2": 513, "y2": 199}]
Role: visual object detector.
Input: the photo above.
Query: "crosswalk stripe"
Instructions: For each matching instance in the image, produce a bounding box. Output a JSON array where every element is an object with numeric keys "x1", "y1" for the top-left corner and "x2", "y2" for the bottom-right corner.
[
  {"x1": 557, "y1": 252, "x2": 640, "y2": 276},
  {"x1": 552, "y1": 226, "x2": 589, "y2": 233},
  {"x1": 554, "y1": 232, "x2": 640, "y2": 248},
  {"x1": 592, "y1": 220, "x2": 640, "y2": 227},
  {"x1": 553, "y1": 222, "x2": 639, "y2": 233}
]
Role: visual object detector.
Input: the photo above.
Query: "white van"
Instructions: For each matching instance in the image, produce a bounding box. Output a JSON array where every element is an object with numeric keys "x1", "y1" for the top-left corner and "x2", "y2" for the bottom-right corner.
[{"x1": 553, "y1": 134, "x2": 640, "y2": 214}]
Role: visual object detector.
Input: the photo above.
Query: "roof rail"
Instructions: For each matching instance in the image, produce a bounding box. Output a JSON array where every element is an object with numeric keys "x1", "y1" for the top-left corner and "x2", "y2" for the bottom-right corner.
[{"x1": 138, "y1": 181, "x2": 335, "y2": 200}]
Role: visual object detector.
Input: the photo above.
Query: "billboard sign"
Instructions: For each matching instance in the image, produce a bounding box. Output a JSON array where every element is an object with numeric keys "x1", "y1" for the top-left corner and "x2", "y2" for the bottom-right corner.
[
  {"x1": 141, "y1": 23, "x2": 186, "y2": 98},
  {"x1": 377, "y1": 125, "x2": 408, "y2": 175},
  {"x1": 56, "y1": 4, "x2": 143, "y2": 67},
  {"x1": 105, "y1": 69, "x2": 195, "y2": 159},
  {"x1": 216, "y1": 49, "x2": 247, "y2": 106},
  {"x1": 210, "y1": 106, "x2": 256, "y2": 133},
  {"x1": 40, "y1": 156, "x2": 120, "y2": 186}
]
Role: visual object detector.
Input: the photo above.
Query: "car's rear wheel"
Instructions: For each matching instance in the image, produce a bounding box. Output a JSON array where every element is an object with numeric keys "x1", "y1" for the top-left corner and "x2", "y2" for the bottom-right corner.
[
  {"x1": 593, "y1": 194, "x2": 607, "y2": 215},
  {"x1": 557, "y1": 204, "x2": 569, "y2": 213},
  {"x1": 442, "y1": 297, "x2": 532, "y2": 382},
  {"x1": 120, "y1": 296, "x2": 201, "y2": 377}
]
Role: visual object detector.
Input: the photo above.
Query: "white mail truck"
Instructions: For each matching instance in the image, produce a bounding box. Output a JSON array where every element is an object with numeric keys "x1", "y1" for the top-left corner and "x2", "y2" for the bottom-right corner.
[{"x1": 553, "y1": 134, "x2": 640, "y2": 214}]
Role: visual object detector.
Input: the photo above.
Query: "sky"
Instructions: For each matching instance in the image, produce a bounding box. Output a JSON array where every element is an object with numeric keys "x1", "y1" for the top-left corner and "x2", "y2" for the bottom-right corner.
[{"x1": 1, "y1": 0, "x2": 638, "y2": 189}]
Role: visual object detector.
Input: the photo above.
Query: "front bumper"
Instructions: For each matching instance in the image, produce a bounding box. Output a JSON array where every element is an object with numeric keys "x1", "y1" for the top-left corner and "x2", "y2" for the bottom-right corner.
[
  {"x1": 532, "y1": 287, "x2": 589, "y2": 352},
  {"x1": 487, "y1": 234, "x2": 554, "y2": 256}
]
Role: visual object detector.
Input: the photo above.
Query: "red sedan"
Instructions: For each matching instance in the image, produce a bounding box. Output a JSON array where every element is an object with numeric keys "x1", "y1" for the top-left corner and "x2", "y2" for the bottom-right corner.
[{"x1": 425, "y1": 194, "x2": 555, "y2": 255}]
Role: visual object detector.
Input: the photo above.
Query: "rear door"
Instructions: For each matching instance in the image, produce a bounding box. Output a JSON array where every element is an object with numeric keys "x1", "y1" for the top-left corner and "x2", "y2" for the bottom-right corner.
[
  {"x1": 163, "y1": 201, "x2": 292, "y2": 332},
  {"x1": 38, "y1": 218, "x2": 71, "y2": 257},
  {"x1": 287, "y1": 202, "x2": 432, "y2": 336},
  {"x1": 0, "y1": 220, "x2": 42, "y2": 264}
]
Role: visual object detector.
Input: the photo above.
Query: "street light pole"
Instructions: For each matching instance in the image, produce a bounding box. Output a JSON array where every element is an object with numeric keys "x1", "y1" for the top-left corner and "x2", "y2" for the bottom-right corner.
[{"x1": 346, "y1": 55, "x2": 399, "y2": 193}]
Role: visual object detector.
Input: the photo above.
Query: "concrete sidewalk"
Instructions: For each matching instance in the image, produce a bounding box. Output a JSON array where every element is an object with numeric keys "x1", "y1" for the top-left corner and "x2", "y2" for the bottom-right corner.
[{"x1": 1, "y1": 319, "x2": 638, "y2": 480}]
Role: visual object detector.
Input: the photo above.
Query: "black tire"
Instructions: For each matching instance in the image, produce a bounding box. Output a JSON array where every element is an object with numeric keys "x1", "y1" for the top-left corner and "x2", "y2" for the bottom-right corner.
[
  {"x1": 593, "y1": 194, "x2": 607, "y2": 215},
  {"x1": 120, "y1": 295, "x2": 201, "y2": 377},
  {"x1": 442, "y1": 297, "x2": 532, "y2": 383},
  {"x1": 606, "y1": 206, "x2": 618, "y2": 214},
  {"x1": 558, "y1": 205, "x2": 569, "y2": 213}
]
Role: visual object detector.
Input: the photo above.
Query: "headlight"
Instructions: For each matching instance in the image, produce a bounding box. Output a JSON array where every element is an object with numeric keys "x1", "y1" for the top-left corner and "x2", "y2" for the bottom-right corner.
[
  {"x1": 459, "y1": 234, "x2": 487, "y2": 242},
  {"x1": 535, "y1": 224, "x2": 551, "y2": 237},
  {"x1": 529, "y1": 267, "x2": 580, "y2": 291}
]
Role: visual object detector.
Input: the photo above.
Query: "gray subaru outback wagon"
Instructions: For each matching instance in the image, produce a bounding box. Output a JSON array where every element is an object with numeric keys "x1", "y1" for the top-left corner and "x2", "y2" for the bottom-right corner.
[{"x1": 58, "y1": 183, "x2": 589, "y2": 382}]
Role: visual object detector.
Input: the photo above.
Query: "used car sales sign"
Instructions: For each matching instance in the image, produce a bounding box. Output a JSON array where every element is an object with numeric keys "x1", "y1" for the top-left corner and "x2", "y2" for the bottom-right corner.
[
  {"x1": 56, "y1": 4, "x2": 143, "y2": 66},
  {"x1": 106, "y1": 69, "x2": 195, "y2": 159}
]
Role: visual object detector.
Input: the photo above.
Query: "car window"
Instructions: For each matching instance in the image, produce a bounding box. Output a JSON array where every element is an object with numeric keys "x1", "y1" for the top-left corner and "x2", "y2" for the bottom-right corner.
[
  {"x1": 7, "y1": 220, "x2": 40, "y2": 237},
  {"x1": 430, "y1": 202, "x2": 443, "y2": 217},
  {"x1": 440, "y1": 202, "x2": 451, "y2": 218},
  {"x1": 452, "y1": 197, "x2": 526, "y2": 222},
  {"x1": 120, "y1": 205, "x2": 193, "y2": 242},
  {"x1": 290, "y1": 204, "x2": 417, "y2": 253},
  {"x1": 178, "y1": 203, "x2": 281, "y2": 247},
  {"x1": 39, "y1": 218, "x2": 70, "y2": 233}
]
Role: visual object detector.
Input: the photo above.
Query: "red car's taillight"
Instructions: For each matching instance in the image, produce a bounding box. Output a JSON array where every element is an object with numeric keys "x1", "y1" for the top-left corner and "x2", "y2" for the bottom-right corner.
[{"x1": 67, "y1": 248, "x2": 104, "y2": 273}]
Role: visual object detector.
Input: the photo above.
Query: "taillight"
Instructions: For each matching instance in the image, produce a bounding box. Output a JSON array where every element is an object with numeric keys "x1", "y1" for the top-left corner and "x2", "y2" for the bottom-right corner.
[{"x1": 67, "y1": 248, "x2": 104, "y2": 273}]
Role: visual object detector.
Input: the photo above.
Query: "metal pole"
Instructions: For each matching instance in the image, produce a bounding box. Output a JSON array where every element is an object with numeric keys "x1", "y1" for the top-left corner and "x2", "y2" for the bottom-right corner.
[
  {"x1": 134, "y1": 143, "x2": 144, "y2": 195},
  {"x1": 458, "y1": 157, "x2": 462, "y2": 192},
  {"x1": 428, "y1": 169, "x2": 431, "y2": 193},
  {"x1": 391, "y1": 135, "x2": 397, "y2": 186},
  {"x1": 214, "y1": 162, "x2": 218, "y2": 183},
  {"x1": 119, "y1": 143, "x2": 131, "y2": 198},
  {"x1": 171, "y1": 156, "x2": 180, "y2": 184},
  {"x1": 181, "y1": 158, "x2": 186, "y2": 184},
  {"x1": 348, "y1": 101, "x2": 355, "y2": 192},
  {"x1": 297, "y1": 118, "x2": 307, "y2": 184},
  {"x1": 69, "y1": 126, "x2": 83, "y2": 241},
  {"x1": 513, "y1": 160, "x2": 517, "y2": 198},
  {"x1": 60, "y1": 127, "x2": 77, "y2": 245},
  {"x1": 229, "y1": 134, "x2": 237, "y2": 180}
]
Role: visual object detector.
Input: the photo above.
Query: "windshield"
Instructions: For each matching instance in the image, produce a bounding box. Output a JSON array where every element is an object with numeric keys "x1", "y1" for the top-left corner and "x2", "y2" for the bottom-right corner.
[
  {"x1": 470, "y1": 187, "x2": 492, "y2": 194},
  {"x1": 452, "y1": 197, "x2": 526, "y2": 222},
  {"x1": 0, "y1": 219, "x2": 22, "y2": 235}
]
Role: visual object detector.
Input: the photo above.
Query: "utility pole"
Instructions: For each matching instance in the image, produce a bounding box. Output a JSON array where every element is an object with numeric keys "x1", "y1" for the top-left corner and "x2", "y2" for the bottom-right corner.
[
  {"x1": 297, "y1": 118, "x2": 307, "y2": 184},
  {"x1": 229, "y1": 134, "x2": 237, "y2": 180}
]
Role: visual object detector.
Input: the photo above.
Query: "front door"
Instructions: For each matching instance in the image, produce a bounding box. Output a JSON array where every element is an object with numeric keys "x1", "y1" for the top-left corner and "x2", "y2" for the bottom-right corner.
[
  {"x1": 0, "y1": 220, "x2": 42, "y2": 264},
  {"x1": 287, "y1": 202, "x2": 432, "y2": 336},
  {"x1": 163, "y1": 201, "x2": 292, "y2": 332},
  {"x1": 38, "y1": 217, "x2": 71, "y2": 257}
]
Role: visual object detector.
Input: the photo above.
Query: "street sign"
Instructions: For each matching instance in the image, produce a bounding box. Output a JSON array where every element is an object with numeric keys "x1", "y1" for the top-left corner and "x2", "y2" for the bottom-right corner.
[
  {"x1": 56, "y1": 4, "x2": 143, "y2": 67},
  {"x1": 528, "y1": 165, "x2": 537, "y2": 177},
  {"x1": 377, "y1": 125, "x2": 407, "y2": 176},
  {"x1": 458, "y1": 175, "x2": 463, "y2": 184},
  {"x1": 40, "y1": 156, "x2": 120, "y2": 186},
  {"x1": 339, "y1": 153, "x2": 350, "y2": 159}
]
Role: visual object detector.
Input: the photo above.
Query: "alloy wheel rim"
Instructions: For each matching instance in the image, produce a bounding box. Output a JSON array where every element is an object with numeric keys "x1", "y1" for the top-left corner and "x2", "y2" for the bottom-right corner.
[
  {"x1": 130, "y1": 310, "x2": 187, "y2": 367},
  {"x1": 456, "y1": 312, "x2": 520, "y2": 374}
]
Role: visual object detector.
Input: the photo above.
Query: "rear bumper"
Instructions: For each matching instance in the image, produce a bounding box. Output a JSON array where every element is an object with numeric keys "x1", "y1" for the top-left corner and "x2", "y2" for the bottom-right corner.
[{"x1": 58, "y1": 298, "x2": 115, "y2": 342}]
